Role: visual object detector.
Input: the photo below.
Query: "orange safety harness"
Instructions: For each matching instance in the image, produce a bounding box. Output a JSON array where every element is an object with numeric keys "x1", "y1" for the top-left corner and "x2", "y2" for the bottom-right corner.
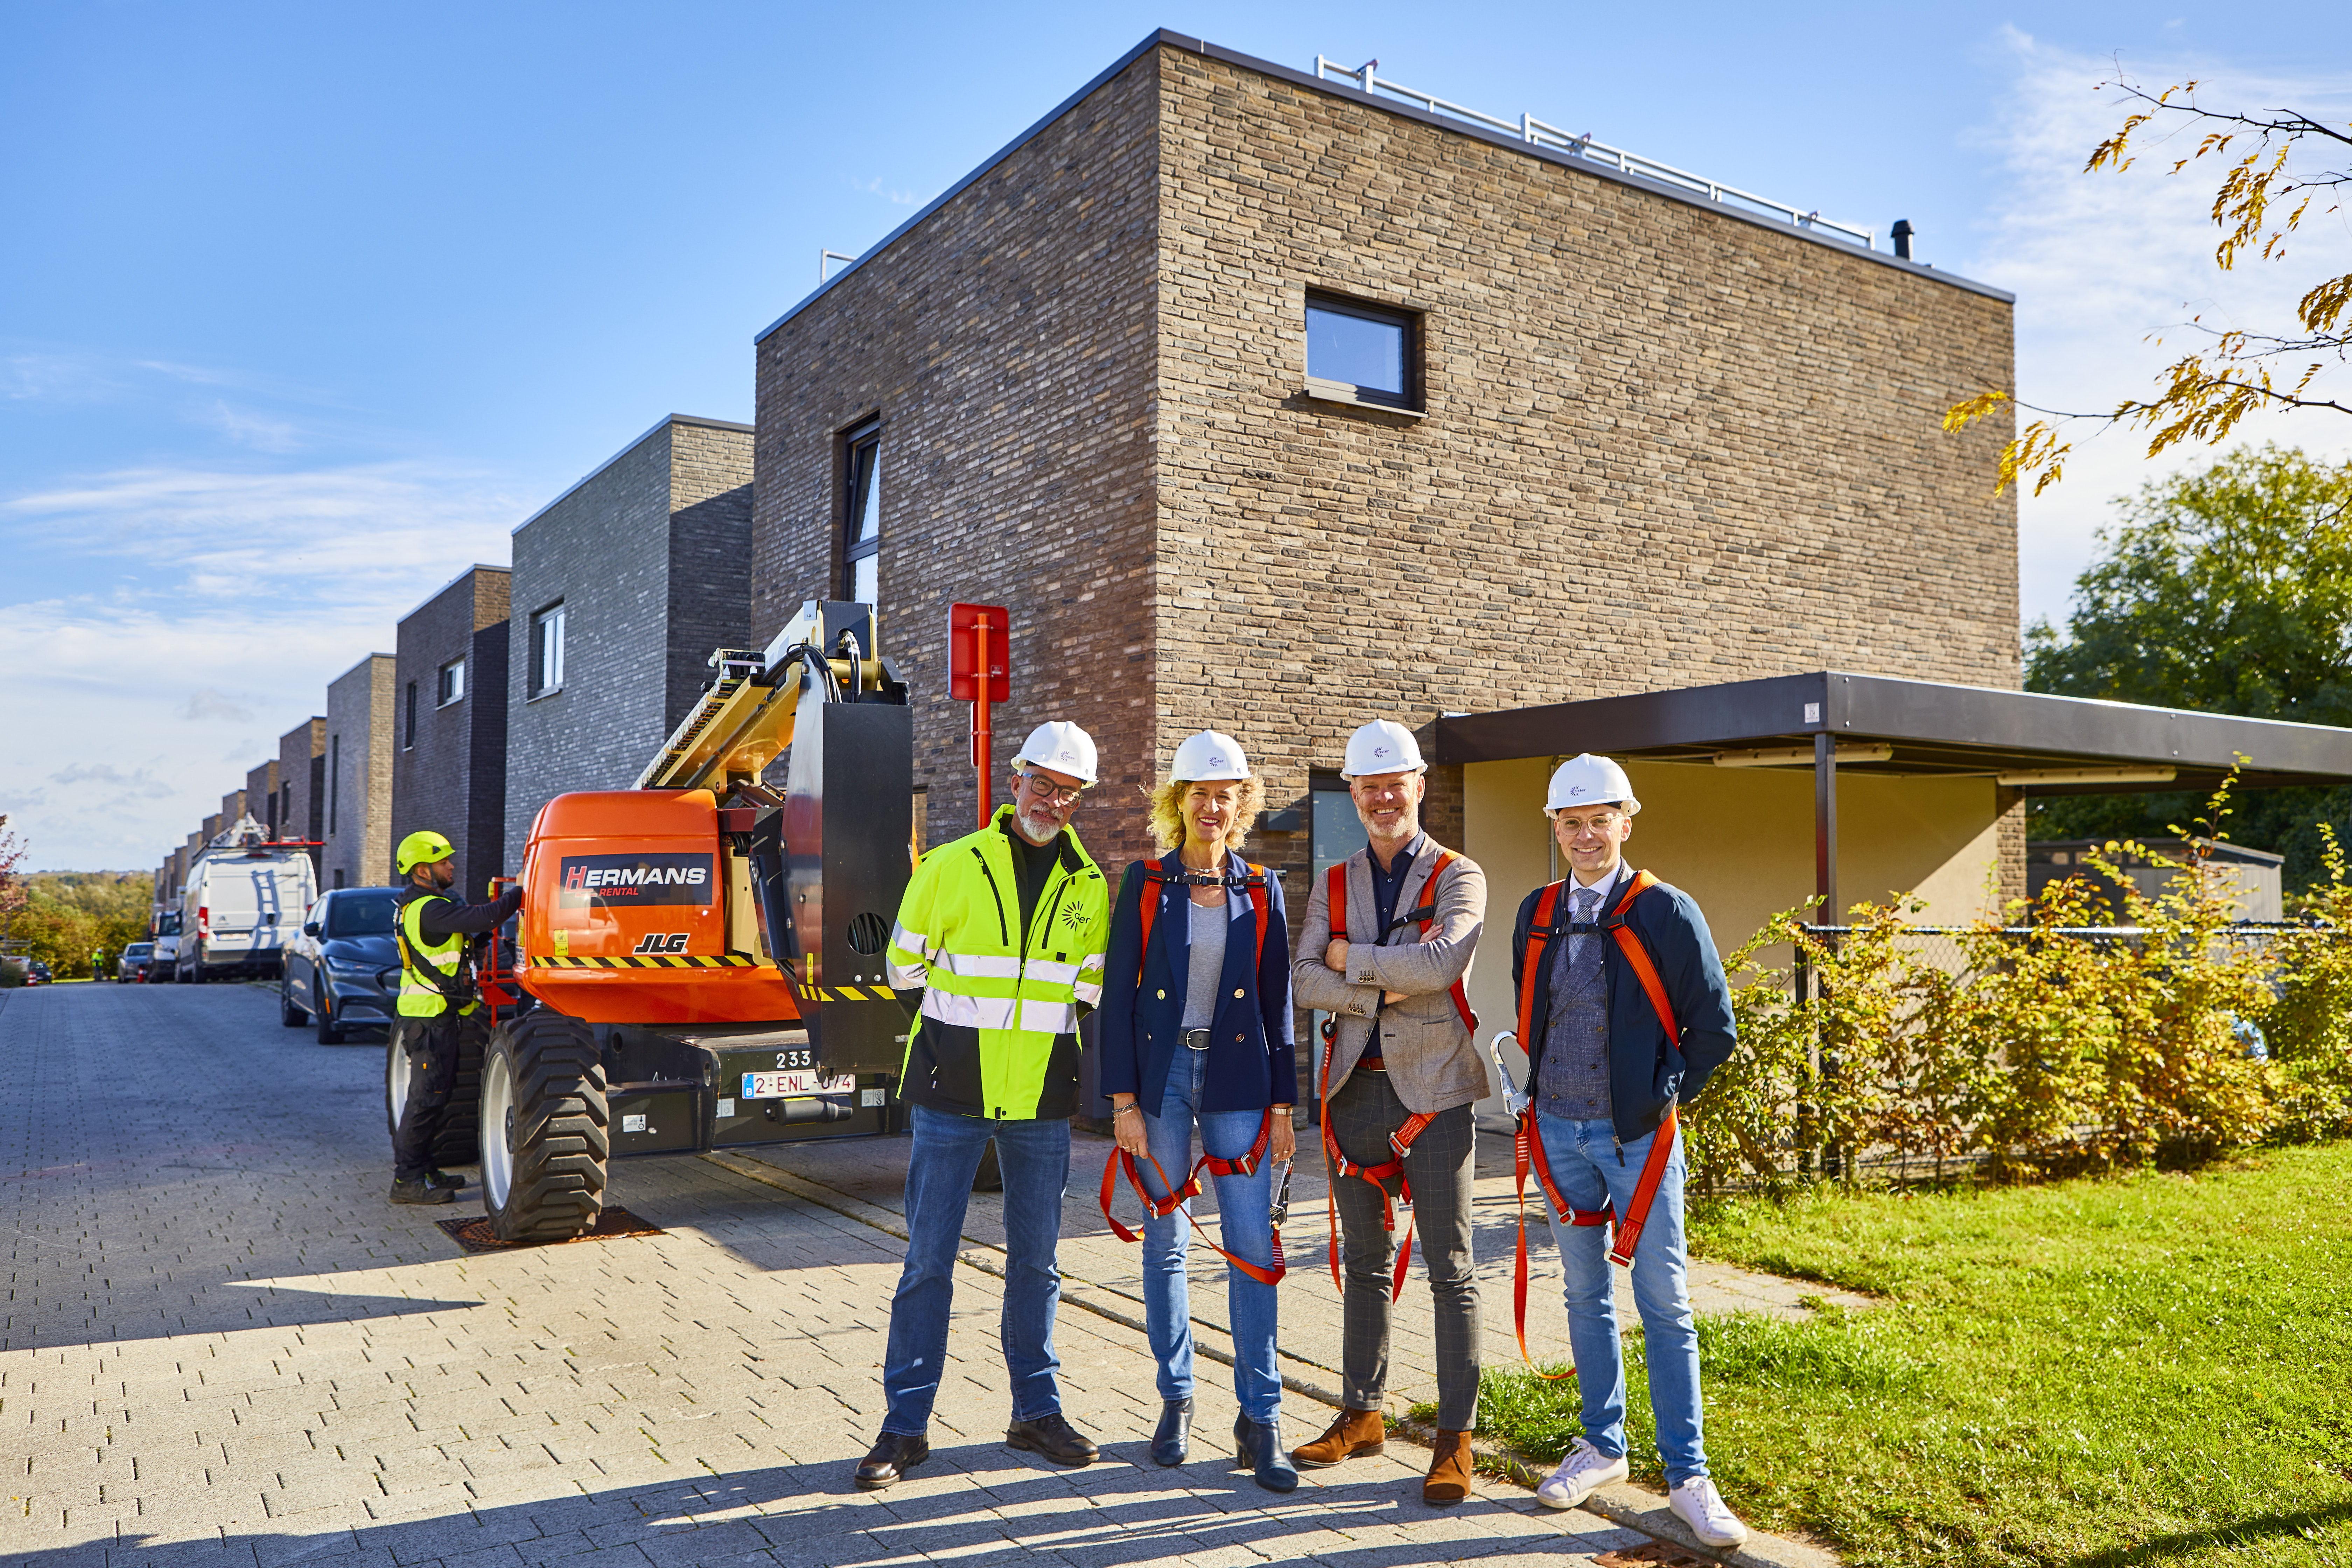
[
  {"x1": 1098, "y1": 861, "x2": 1286, "y2": 1287},
  {"x1": 1505, "y1": 868, "x2": 1682, "y2": 1377},
  {"x1": 1317, "y1": 853, "x2": 1479, "y2": 1303}
]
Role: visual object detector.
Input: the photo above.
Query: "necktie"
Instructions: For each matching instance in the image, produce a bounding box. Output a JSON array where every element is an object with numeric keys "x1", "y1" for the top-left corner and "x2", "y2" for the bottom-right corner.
[{"x1": 1566, "y1": 886, "x2": 1603, "y2": 991}]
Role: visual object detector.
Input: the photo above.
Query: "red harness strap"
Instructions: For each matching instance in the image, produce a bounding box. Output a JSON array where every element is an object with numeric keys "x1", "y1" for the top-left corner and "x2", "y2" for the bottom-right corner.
[
  {"x1": 1506, "y1": 869, "x2": 1686, "y2": 1372},
  {"x1": 1098, "y1": 860, "x2": 1286, "y2": 1288},
  {"x1": 1315, "y1": 854, "x2": 1472, "y2": 1304}
]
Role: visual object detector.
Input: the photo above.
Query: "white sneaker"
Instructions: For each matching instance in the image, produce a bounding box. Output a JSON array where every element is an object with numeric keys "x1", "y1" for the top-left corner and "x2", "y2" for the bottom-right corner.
[
  {"x1": 1669, "y1": 1475, "x2": 1750, "y2": 1549},
  {"x1": 1534, "y1": 1437, "x2": 1629, "y2": 1510}
]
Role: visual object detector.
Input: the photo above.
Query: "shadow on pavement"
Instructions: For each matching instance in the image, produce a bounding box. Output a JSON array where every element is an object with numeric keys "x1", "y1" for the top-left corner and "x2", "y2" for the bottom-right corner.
[{"x1": 27, "y1": 1443, "x2": 1638, "y2": 1568}]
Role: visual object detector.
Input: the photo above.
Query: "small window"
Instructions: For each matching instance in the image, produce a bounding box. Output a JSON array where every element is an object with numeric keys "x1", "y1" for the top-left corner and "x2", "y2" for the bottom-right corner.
[
  {"x1": 333, "y1": 869, "x2": 345, "y2": 889},
  {"x1": 1306, "y1": 292, "x2": 1418, "y2": 410},
  {"x1": 437, "y1": 657, "x2": 465, "y2": 707},
  {"x1": 842, "y1": 420, "x2": 882, "y2": 606},
  {"x1": 403, "y1": 682, "x2": 418, "y2": 748},
  {"x1": 530, "y1": 603, "x2": 566, "y2": 696}
]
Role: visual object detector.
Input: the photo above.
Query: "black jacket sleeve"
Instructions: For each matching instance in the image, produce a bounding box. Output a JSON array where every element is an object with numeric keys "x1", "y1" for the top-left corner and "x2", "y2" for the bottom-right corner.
[{"x1": 414, "y1": 887, "x2": 522, "y2": 942}]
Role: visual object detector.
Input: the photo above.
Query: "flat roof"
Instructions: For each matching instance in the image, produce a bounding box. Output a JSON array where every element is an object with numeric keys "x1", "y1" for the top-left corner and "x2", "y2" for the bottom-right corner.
[
  {"x1": 755, "y1": 30, "x2": 2009, "y2": 345},
  {"x1": 1434, "y1": 671, "x2": 2352, "y2": 796}
]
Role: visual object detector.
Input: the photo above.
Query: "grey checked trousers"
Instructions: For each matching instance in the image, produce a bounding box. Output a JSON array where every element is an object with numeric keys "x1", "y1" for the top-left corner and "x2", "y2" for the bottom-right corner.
[{"x1": 1325, "y1": 1068, "x2": 1480, "y2": 1430}]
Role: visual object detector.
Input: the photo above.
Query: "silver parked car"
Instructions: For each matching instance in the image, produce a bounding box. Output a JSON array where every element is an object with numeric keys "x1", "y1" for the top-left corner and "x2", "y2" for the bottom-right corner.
[{"x1": 279, "y1": 887, "x2": 402, "y2": 1043}]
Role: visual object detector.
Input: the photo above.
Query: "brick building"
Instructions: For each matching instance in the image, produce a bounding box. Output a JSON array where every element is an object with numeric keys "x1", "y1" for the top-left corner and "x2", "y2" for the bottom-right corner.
[
  {"x1": 243, "y1": 761, "x2": 277, "y2": 834},
  {"x1": 323, "y1": 653, "x2": 397, "y2": 890},
  {"x1": 276, "y1": 717, "x2": 326, "y2": 872},
  {"x1": 747, "y1": 23, "x2": 2017, "y2": 996},
  {"x1": 390, "y1": 567, "x2": 511, "y2": 901},
  {"x1": 503, "y1": 415, "x2": 754, "y2": 871}
]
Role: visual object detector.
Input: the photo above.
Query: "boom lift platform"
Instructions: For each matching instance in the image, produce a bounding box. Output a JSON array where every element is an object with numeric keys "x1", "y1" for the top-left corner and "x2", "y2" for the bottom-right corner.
[{"x1": 419, "y1": 601, "x2": 918, "y2": 1242}]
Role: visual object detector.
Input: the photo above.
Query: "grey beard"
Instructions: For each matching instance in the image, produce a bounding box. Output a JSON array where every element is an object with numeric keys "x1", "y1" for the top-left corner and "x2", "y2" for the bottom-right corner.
[{"x1": 1012, "y1": 810, "x2": 1060, "y2": 846}]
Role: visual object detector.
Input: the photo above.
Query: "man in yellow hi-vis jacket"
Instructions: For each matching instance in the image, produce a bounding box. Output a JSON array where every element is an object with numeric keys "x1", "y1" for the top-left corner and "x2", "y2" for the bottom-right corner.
[
  {"x1": 853, "y1": 721, "x2": 1111, "y2": 1490},
  {"x1": 390, "y1": 830, "x2": 521, "y2": 1206}
]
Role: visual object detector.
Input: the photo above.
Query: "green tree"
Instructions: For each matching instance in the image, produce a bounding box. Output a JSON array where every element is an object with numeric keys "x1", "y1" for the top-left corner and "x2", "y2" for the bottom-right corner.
[{"x1": 2025, "y1": 444, "x2": 2352, "y2": 885}]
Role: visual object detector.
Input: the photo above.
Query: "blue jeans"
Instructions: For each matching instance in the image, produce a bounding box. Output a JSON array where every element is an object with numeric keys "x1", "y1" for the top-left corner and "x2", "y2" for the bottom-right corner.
[
  {"x1": 1536, "y1": 1112, "x2": 1709, "y2": 1484},
  {"x1": 880, "y1": 1104, "x2": 1071, "y2": 1435},
  {"x1": 1135, "y1": 1048, "x2": 1282, "y2": 1423}
]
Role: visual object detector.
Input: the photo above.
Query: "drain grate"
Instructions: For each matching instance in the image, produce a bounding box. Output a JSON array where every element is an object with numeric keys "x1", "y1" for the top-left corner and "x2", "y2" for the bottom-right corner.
[{"x1": 434, "y1": 1207, "x2": 665, "y2": 1254}]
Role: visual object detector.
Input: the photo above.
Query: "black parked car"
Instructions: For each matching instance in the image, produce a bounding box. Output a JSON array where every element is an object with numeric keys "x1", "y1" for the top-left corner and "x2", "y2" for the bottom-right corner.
[
  {"x1": 279, "y1": 887, "x2": 402, "y2": 1043},
  {"x1": 19, "y1": 958, "x2": 53, "y2": 986}
]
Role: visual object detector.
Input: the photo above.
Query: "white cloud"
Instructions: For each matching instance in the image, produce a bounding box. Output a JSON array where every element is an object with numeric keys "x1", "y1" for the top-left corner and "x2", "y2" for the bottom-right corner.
[
  {"x1": 1968, "y1": 29, "x2": 2352, "y2": 629},
  {"x1": 196, "y1": 400, "x2": 303, "y2": 453},
  {"x1": 0, "y1": 460, "x2": 525, "y2": 869}
]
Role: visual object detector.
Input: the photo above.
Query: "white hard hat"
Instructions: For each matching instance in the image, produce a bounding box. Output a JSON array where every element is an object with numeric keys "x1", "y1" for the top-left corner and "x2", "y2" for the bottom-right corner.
[
  {"x1": 1544, "y1": 753, "x2": 1640, "y2": 814},
  {"x1": 1169, "y1": 730, "x2": 1251, "y2": 782},
  {"x1": 1340, "y1": 719, "x2": 1426, "y2": 779},
  {"x1": 1014, "y1": 720, "x2": 1099, "y2": 785}
]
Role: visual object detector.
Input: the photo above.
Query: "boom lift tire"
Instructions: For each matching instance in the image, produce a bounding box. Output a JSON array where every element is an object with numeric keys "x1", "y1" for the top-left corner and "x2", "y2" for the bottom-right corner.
[{"x1": 480, "y1": 1010, "x2": 609, "y2": 1243}]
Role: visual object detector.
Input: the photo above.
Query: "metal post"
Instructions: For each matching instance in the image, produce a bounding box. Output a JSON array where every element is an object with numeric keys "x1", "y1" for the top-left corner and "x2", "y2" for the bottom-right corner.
[
  {"x1": 1814, "y1": 730, "x2": 1838, "y2": 925},
  {"x1": 971, "y1": 614, "x2": 994, "y2": 830}
]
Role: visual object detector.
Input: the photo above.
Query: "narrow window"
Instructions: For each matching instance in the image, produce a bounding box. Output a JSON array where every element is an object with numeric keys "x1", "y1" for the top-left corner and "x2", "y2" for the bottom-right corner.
[
  {"x1": 530, "y1": 603, "x2": 566, "y2": 696},
  {"x1": 437, "y1": 657, "x2": 465, "y2": 707},
  {"x1": 334, "y1": 869, "x2": 345, "y2": 889},
  {"x1": 404, "y1": 681, "x2": 417, "y2": 748},
  {"x1": 842, "y1": 420, "x2": 882, "y2": 606},
  {"x1": 328, "y1": 735, "x2": 340, "y2": 832},
  {"x1": 1306, "y1": 291, "x2": 1418, "y2": 410}
]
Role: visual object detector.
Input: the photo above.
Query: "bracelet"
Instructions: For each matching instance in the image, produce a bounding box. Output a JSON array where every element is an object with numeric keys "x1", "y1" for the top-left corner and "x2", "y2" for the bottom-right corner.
[{"x1": 1114, "y1": 1105, "x2": 1141, "y2": 1117}]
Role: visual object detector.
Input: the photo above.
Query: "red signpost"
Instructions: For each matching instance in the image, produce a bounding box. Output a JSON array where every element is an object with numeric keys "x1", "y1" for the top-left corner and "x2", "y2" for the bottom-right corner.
[{"x1": 949, "y1": 603, "x2": 1010, "y2": 829}]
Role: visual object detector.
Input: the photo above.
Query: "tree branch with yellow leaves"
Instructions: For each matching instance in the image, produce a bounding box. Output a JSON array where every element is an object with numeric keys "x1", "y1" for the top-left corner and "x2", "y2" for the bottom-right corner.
[{"x1": 1947, "y1": 71, "x2": 2351, "y2": 495}]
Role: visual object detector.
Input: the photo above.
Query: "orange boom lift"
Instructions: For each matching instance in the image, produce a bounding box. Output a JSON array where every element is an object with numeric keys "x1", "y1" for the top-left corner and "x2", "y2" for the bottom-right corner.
[{"x1": 439, "y1": 601, "x2": 918, "y2": 1242}]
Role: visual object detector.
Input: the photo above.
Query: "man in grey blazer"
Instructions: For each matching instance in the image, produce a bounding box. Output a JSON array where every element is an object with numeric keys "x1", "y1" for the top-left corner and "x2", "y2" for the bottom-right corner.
[{"x1": 1289, "y1": 719, "x2": 1488, "y2": 1505}]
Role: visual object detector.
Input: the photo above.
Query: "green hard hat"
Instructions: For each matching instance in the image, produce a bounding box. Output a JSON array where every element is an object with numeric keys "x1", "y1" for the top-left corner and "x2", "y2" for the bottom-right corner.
[{"x1": 396, "y1": 830, "x2": 456, "y2": 877}]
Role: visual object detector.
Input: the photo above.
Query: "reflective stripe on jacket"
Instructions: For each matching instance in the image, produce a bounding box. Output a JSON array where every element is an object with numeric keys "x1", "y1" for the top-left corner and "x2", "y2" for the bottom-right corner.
[
  {"x1": 397, "y1": 892, "x2": 473, "y2": 1019},
  {"x1": 886, "y1": 806, "x2": 1110, "y2": 1120}
]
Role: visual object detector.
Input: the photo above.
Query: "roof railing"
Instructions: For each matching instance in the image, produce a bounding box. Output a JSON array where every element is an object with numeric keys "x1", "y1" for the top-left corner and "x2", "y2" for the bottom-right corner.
[{"x1": 1312, "y1": 56, "x2": 1875, "y2": 251}]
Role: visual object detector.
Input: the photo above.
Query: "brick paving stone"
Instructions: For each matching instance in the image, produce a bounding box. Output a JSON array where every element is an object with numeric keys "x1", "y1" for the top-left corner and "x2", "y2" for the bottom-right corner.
[{"x1": 0, "y1": 984, "x2": 1831, "y2": 1568}]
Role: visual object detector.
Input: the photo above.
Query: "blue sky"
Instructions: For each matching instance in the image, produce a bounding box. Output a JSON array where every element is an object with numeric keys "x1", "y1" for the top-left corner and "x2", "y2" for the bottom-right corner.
[{"x1": 4, "y1": 1, "x2": 2349, "y2": 869}]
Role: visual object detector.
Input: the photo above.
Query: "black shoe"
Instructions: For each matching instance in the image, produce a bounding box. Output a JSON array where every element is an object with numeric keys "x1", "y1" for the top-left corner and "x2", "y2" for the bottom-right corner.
[
  {"x1": 1235, "y1": 1413, "x2": 1298, "y2": 1493},
  {"x1": 1151, "y1": 1398, "x2": 1193, "y2": 1467},
  {"x1": 1006, "y1": 1412, "x2": 1098, "y2": 1467},
  {"x1": 426, "y1": 1169, "x2": 467, "y2": 1191},
  {"x1": 854, "y1": 1431, "x2": 929, "y2": 1490},
  {"x1": 389, "y1": 1177, "x2": 456, "y2": 1206}
]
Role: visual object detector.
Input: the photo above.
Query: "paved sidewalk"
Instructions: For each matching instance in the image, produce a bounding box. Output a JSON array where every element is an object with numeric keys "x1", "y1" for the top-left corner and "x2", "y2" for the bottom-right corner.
[{"x1": 0, "y1": 985, "x2": 1834, "y2": 1568}]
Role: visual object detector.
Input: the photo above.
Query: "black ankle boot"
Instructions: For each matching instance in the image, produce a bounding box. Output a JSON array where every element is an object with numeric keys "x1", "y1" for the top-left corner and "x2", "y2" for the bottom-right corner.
[
  {"x1": 1234, "y1": 1412, "x2": 1298, "y2": 1493},
  {"x1": 1151, "y1": 1397, "x2": 1193, "y2": 1465}
]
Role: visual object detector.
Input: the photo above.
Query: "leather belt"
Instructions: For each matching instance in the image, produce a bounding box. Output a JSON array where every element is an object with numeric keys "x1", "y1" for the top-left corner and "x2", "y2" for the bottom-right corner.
[
  {"x1": 1181, "y1": 1028, "x2": 1212, "y2": 1051},
  {"x1": 1358, "y1": 1054, "x2": 1386, "y2": 1072}
]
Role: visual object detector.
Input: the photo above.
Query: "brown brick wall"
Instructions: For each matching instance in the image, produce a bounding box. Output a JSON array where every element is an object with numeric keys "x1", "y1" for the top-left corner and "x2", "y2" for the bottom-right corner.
[
  {"x1": 748, "y1": 35, "x2": 2018, "y2": 905},
  {"x1": 751, "y1": 50, "x2": 1162, "y2": 866},
  {"x1": 1149, "y1": 45, "x2": 2018, "y2": 894}
]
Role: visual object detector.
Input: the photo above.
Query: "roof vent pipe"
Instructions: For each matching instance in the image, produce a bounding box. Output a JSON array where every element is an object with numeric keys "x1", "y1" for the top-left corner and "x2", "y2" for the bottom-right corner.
[{"x1": 1891, "y1": 219, "x2": 1915, "y2": 261}]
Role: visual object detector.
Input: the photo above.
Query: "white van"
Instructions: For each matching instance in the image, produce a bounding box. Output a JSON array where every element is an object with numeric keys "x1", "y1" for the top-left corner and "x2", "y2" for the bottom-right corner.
[{"x1": 176, "y1": 816, "x2": 318, "y2": 982}]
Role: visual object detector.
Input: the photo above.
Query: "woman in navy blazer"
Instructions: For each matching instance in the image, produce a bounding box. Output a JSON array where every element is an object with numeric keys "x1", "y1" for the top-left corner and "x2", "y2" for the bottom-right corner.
[{"x1": 1099, "y1": 731, "x2": 1298, "y2": 1491}]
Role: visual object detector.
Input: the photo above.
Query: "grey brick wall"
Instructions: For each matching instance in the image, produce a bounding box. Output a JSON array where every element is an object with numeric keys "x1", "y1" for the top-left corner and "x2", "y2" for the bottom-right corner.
[
  {"x1": 277, "y1": 718, "x2": 325, "y2": 878},
  {"x1": 391, "y1": 567, "x2": 511, "y2": 901},
  {"x1": 244, "y1": 761, "x2": 278, "y2": 835},
  {"x1": 504, "y1": 416, "x2": 752, "y2": 871},
  {"x1": 324, "y1": 655, "x2": 396, "y2": 889}
]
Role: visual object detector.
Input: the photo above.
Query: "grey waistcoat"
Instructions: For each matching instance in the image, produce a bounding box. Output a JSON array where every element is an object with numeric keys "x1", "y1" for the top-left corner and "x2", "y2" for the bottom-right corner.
[{"x1": 1536, "y1": 896, "x2": 1612, "y2": 1121}]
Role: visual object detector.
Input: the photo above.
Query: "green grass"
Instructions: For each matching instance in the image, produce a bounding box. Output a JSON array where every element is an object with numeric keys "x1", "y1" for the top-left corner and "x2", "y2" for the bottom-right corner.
[{"x1": 1466, "y1": 1144, "x2": 2352, "y2": 1567}]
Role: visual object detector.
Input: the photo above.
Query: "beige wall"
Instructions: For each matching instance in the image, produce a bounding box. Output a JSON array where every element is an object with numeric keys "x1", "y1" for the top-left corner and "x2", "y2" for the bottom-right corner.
[{"x1": 1463, "y1": 758, "x2": 2007, "y2": 982}]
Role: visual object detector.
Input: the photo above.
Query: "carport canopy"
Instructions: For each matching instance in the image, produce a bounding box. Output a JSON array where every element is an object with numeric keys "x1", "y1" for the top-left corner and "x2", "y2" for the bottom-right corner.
[{"x1": 1433, "y1": 670, "x2": 2352, "y2": 921}]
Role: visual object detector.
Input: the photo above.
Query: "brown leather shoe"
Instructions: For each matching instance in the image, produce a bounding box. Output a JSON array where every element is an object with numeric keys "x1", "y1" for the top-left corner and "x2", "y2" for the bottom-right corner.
[
  {"x1": 1291, "y1": 1406, "x2": 1385, "y2": 1468},
  {"x1": 1423, "y1": 1428, "x2": 1475, "y2": 1505}
]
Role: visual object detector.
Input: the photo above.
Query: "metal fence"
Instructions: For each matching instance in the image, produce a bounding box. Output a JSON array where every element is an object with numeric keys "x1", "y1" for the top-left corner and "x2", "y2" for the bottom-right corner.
[{"x1": 1311, "y1": 55, "x2": 1876, "y2": 249}]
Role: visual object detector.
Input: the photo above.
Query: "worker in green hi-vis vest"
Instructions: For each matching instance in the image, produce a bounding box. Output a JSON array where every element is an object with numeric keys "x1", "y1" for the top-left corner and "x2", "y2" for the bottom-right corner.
[{"x1": 388, "y1": 830, "x2": 522, "y2": 1206}]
